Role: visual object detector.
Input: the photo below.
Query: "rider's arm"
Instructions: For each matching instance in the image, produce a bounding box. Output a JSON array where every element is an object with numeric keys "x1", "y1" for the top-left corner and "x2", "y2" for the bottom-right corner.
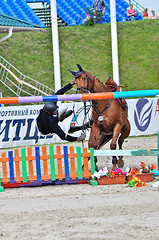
[{"x1": 55, "y1": 83, "x2": 74, "y2": 95}]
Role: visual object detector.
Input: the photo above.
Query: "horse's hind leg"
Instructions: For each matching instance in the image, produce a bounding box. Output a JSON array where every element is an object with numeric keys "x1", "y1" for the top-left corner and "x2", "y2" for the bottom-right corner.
[
  {"x1": 99, "y1": 134, "x2": 118, "y2": 170},
  {"x1": 110, "y1": 123, "x2": 122, "y2": 170},
  {"x1": 118, "y1": 119, "x2": 131, "y2": 168}
]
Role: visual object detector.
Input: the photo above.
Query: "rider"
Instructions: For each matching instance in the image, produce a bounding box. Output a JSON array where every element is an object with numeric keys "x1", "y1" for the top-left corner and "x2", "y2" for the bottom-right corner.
[{"x1": 36, "y1": 82, "x2": 92, "y2": 142}]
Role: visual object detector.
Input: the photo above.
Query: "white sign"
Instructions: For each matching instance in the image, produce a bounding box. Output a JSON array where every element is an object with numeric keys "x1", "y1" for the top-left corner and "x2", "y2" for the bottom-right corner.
[{"x1": 128, "y1": 98, "x2": 159, "y2": 136}]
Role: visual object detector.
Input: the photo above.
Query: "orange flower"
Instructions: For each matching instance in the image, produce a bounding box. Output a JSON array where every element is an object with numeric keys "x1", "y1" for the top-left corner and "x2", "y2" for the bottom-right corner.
[
  {"x1": 109, "y1": 170, "x2": 115, "y2": 177},
  {"x1": 151, "y1": 164, "x2": 156, "y2": 170},
  {"x1": 130, "y1": 170, "x2": 136, "y2": 175},
  {"x1": 132, "y1": 167, "x2": 136, "y2": 171}
]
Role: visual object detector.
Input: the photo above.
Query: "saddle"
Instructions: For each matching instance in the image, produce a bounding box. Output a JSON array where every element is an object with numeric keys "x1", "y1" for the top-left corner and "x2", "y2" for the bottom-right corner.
[{"x1": 105, "y1": 77, "x2": 128, "y2": 111}]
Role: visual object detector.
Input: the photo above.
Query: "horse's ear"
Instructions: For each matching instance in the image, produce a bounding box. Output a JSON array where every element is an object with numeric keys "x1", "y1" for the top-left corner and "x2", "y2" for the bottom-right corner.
[
  {"x1": 105, "y1": 77, "x2": 119, "y2": 87},
  {"x1": 107, "y1": 76, "x2": 112, "y2": 81},
  {"x1": 68, "y1": 69, "x2": 76, "y2": 76},
  {"x1": 76, "y1": 64, "x2": 83, "y2": 72}
]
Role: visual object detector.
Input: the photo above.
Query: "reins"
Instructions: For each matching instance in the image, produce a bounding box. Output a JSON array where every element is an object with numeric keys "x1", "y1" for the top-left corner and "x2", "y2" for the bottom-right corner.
[
  {"x1": 75, "y1": 72, "x2": 94, "y2": 147},
  {"x1": 77, "y1": 71, "x2": 111, "y2": 125}
]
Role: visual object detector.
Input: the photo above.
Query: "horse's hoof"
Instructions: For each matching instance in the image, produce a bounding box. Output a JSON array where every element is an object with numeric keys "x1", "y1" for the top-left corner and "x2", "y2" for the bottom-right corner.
[
  {"x1": 118, "y1": 157, "x2": 124, "y2": 168},
  {"x1": 95, "y1": 164, "x2": 99, "y2": 171},
  {"x1": 94, "y1": 156, "x2": 98, "y2": 164},
  {"x1": 112, "y1": 157, "x2": 118, "y2": 170},
  {"x1": 112, "y1": 156, "x2": 118, "y2": 165},
  {"x1": 112, "y1": 164, "x2": 117, "y2": 170}
]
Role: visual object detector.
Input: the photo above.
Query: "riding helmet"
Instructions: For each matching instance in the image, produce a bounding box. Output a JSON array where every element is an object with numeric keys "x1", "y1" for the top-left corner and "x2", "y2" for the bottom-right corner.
[{"x1": 44, "y1": 102, "x2": 59, "y2": 114}]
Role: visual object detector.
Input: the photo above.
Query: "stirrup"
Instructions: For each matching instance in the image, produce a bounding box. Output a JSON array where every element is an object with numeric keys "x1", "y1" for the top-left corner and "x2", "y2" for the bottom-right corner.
[{"x1": 59, "y1": 110, "x2": 73, "y2": 122}]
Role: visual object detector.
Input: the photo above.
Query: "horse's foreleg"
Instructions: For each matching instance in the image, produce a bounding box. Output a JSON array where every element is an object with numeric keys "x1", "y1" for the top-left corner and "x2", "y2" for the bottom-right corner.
[
  {"x1": 117, "y1": 119, "x2": 131, "y2": 168},
  {"x1": 118, "y1": 119, "x2": 131, "y2": 149},
  {"x1": 88, "y1": 124, "x2": 101, "y2": 171},
  {"x1": 110, "y1": 123, "x2": 122, "y2": 170}
]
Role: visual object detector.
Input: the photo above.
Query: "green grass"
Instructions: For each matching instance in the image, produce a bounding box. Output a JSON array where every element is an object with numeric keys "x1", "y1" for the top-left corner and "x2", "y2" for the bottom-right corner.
[{"x1": 0, "y1": 19, "x2": 159, "y2": 97}]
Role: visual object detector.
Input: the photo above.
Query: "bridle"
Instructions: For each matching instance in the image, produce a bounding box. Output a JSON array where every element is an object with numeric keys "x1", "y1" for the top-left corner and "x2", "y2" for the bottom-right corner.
[
  {"x1": 76, "y1": 71, "x2": 111, "y2": 120},
  {"x1": 76, "y1": 71, "x2": 95, "y2": 94}
]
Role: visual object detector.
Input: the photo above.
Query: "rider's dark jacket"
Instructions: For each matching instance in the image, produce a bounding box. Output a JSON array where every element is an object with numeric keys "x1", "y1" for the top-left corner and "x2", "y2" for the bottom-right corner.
[{"x1": 36, "y1": 83, "x2": 77, "y2": 142}]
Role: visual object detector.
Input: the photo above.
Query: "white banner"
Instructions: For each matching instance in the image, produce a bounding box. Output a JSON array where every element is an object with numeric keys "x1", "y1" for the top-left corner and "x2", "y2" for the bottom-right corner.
[
  {"x1": 0, "y1": 98, "x2": 158, "y2": 148},
  {"x1": 127, "y1": 97, "x2": 159, "y2": 136}
]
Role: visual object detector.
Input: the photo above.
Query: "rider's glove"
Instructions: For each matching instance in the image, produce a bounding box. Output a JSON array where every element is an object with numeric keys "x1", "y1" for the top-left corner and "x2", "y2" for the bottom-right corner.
[{"x1": 78, "y1": 133, "x2": 86, "y2": 141}]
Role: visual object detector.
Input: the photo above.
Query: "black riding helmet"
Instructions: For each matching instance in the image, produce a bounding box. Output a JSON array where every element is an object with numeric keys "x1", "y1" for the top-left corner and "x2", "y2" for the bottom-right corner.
[{"x1": 44, "y1": 102, "x2": 59, "y2": 114}]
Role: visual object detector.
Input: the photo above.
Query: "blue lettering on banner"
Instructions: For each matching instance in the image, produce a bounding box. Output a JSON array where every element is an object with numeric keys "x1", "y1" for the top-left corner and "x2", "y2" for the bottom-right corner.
[
  {"x1": 0, "y1": 109, "x2": 29, "y2": 117},
  {"x1": 23, "y1": 119, "x2": 38, "y2": 143},
  {"x1": 134, "y1": 99, "x2": 153, "y2": 132},
  {"x1": 0, "y1": 120, "x2": 12, "y2": 141},
  {"x1": 29, "y1": 109, "x2": 40, "y2": 115},
  {"x1": 12, "y1": 119, "x2": 25, "y2": 141},
  {"x1": 0, "y1": 118, "x2": 54, "y2": 144}
]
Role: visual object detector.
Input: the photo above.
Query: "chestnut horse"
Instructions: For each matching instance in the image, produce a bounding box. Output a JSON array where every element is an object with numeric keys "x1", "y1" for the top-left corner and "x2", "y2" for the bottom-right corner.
[{"x1": 69, "y1": 64, "x2": 131, "y2": 170}]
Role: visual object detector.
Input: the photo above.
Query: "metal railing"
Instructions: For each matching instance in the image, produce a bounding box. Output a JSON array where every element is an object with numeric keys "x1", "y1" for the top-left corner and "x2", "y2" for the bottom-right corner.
[
  {"x1": 125, "y1": 0, "x2": 144, "y2": 13},
  {"x1": 29, "y1": 1, "x2": 67, "y2": 27},
  {"x1": 33, "y1": 7, "x2": 66, "y2": 27},
  {"x1": 0, "y1": 56, "x2": 55, "y2": 99}
]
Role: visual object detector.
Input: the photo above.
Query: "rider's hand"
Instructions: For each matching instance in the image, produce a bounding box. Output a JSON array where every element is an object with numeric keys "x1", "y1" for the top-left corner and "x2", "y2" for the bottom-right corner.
[
  {"x1": 77, "y1": 133, "x2": 86, "y2": 142},
  {"x1": 71, "y1": 81, "x2": 75, "y2": 85}
]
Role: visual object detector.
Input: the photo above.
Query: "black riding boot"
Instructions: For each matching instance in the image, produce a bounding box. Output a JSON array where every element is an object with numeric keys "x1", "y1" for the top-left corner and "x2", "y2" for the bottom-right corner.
[
  {"x1": 59, "y1": 110, "x2": 73, "y2": 122},
  {"x1": 69, "y1": 119, "x2": 93, "y2": 133}
]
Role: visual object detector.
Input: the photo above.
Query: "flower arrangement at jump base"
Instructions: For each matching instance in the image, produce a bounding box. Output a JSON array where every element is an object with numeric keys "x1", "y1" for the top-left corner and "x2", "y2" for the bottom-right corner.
[
  {"x1": 126, "y1": 161, "x2": 156, "y2": 183},
  {"x1": 92, "y1": 167, "x2": 127, "y2": 185},
  {"x1": 126, "y1": 161, "x2": 156, "y2": 174},
  {"x1": 127, "y1": 175, "x2": 146, "y2": 187}
]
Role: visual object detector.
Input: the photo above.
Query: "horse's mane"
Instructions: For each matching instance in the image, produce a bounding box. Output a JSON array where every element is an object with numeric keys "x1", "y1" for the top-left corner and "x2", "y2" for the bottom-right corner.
[
  {"x1": 86, "y1": 71, "x2": 119, "y2": 91},
  {"x1": 86, "y1": 71, "x2": 106, "y2": 88},
  {"x1": 95, "y1": 77, "x2": 105, "y2": 87},
  {"x1": 105, "y1": 76, "x2": 120, "y2": 91}
]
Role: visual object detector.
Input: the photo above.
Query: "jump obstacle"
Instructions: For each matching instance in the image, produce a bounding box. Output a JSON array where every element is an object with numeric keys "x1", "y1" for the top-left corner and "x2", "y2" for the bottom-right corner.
[
  {"x1": 0, "y1": 89, "x2": 159, "y2": 104},
  {"x1": 0, "y1": 144, "x2": 159, "y2": 191},
  {"x1": 0, "y1": 146, "x2": 95, "y2": 190}
]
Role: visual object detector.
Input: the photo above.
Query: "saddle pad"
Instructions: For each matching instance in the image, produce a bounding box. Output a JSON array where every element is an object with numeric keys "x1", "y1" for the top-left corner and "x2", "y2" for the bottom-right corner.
[
  {"x1": 106, "y1": 85, "x2": 128, "y2": 111},
  {"x1": 117, "y1": 98, "x2": 128, "y2": 111}
]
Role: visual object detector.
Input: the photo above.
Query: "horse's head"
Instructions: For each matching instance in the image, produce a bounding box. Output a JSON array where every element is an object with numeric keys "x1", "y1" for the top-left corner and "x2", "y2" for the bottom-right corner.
[{"x1": 68, "y1": 64, "x2": 94, "y2": 93}]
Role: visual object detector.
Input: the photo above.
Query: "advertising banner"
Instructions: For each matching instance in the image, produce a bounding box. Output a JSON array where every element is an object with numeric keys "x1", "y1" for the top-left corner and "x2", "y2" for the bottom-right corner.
[
  {"x1": 0, "y1": 98, "x2": 158, "y2": 148},
  {"x1": 128, "y1": 97, "x2": 159, "y2": 136}
]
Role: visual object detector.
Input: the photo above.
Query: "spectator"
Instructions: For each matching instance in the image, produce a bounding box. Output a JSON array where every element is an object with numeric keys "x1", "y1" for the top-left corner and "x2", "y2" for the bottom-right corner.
[
  {"x1": 36, "y1": 82, "x2": 90, "y2": 142},
  {"x1": 85, "y1": 13, "x2": 90, "y2": 22},
  {"x1": 92, "y1": 0, "x2": 106, "y2": 24},
  {"x1": 149, "y1": 10, "x2": 158, "y2": 19},
  {"x1": 127, "y1": 4, "x2": 137, "y2": 21},
  {"x1": 143, "y1": 8, "x2": 148, "y2": 19}
]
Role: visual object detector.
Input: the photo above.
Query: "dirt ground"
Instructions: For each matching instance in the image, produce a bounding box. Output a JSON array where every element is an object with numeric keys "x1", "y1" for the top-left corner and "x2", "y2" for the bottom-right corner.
[{"x1": 0, "y1": 135, "x2": 159, "y2": 240}]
